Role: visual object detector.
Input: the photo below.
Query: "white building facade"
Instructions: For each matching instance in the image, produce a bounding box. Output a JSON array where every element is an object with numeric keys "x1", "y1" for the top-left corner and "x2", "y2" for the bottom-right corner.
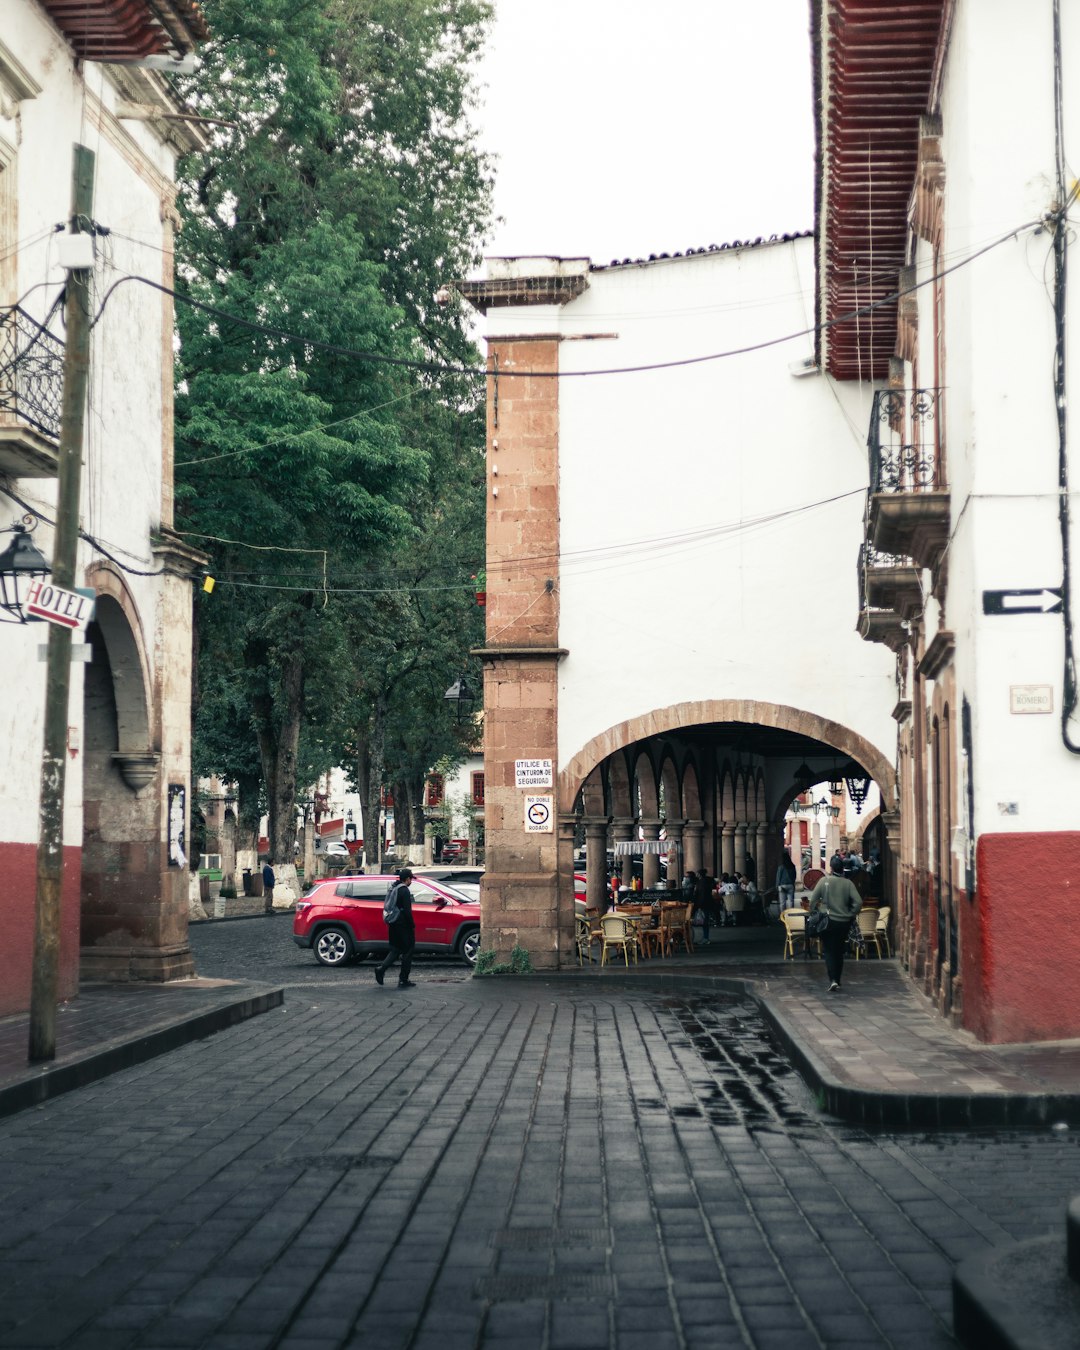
[
  {"x1": 0, "y1": 0, "x2": 206, "y2": 1015},
  {"x1": 822, "y1": 0, "x2": 1080, "y2": 1041},
  {"x1": 463, "y1": 238, "x2": 898, "y2": 971}
]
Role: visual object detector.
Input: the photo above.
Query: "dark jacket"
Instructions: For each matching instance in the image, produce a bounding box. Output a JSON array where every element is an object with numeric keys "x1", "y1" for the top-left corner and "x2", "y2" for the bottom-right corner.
[
  {"x1": 386, "y1": 880, "x2": 415, "y2": 935},
  {"x1": 261, "y1": 863, "x2": 274, "y2": 889}
]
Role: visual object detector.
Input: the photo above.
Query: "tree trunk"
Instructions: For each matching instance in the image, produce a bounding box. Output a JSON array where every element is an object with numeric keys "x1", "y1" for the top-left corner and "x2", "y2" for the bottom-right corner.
[
  {"x1": 357, "y1": 691, "x2": 387, "y2": 870},
  {"x1": 251, "y1": 647, "x2": 305, "y2": 872}
]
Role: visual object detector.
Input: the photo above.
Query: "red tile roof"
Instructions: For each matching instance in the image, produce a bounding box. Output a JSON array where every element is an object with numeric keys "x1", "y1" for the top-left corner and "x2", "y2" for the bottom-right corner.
[
  {"x1": 39, "y1": 0, "x2": 208, "y2": 61},
  {"x1": 815, "y1": 1, "x2": 945, "y2": 381}
]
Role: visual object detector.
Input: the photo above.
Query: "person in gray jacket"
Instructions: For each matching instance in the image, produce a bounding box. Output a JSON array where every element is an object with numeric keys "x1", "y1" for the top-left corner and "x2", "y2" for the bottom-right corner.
[{"x1": 809, "y1": 856, "x2": 863, "y2": 992}]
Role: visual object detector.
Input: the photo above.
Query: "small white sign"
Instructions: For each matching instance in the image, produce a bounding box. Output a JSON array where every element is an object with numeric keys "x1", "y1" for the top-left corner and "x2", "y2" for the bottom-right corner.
[
  {"x1": 515, "y1": 758, "x2": 553, "y2": 789},
  {"x1": 524, "y1": 795, "x2": 553, "y2": 832},
  {"x1": 26, "y1": 579, "x2": 95, "y2": 632},
  {"x1": 1009, "y1": 684, "x2": 1053, "y2": 715}
]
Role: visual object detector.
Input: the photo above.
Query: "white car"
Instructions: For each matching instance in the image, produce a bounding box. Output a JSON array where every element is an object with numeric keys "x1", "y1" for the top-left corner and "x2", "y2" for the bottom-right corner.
[{"x1": 319, "y1": 841, "x2": 351, "y2": 858}]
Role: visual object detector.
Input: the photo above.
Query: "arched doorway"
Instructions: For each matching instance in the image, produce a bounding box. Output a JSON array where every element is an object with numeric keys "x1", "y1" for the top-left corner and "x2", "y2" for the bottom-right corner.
[{"x1": 80, "y1": 575, "x2": 194, "y2": 981}]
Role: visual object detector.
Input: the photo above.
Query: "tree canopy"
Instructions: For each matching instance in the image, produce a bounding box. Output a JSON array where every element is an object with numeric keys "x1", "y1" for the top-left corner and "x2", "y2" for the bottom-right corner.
[{"x1": 173, "y1": 0, "x2": 493, "y2": 866}]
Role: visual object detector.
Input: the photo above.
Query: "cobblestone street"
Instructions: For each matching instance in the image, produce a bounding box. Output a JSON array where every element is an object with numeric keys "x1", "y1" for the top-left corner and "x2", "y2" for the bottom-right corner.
[{"x1": 0, "y1": 920, "x2": 1078, "y2": 1349}]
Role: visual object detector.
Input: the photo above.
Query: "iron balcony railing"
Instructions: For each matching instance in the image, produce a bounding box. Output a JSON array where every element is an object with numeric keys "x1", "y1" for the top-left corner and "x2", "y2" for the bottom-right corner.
[
  {"x1": 856, "y1": 542, "x2": 911, "y2": 609},
  {"x1": 0, "y1": 305, "x2": 65, "y2": 442},
  {"x1": 867, "y1": 387, "x2": 944, "y2": 494}
]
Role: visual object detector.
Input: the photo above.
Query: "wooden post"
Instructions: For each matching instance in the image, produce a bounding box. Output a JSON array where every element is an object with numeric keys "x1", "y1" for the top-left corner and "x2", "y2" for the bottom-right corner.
[{"x1": 28, "y1": 144, "x2": 95, "y2": 1063}]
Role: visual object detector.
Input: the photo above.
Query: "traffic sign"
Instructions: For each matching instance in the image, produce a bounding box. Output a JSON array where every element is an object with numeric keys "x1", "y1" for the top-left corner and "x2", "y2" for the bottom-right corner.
[
  {"x1": 524, "y1": 795, "x2": 553, "y2": 833},
  {"x1": 982, "y1": 588, "x2": 1062, "y2": 615}
]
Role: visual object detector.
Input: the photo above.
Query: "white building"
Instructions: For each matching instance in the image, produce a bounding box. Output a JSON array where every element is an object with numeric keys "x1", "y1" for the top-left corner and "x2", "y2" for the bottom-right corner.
[
  {"x1": 0, "y1": 0, "x2": 206, "y2": 1014},
  {"x1": 462, "y1": 237, "x2": 897, "y2": 968},
  {"x1": 819, "y1": 0, "x2": 1080, "y2": 1041}
]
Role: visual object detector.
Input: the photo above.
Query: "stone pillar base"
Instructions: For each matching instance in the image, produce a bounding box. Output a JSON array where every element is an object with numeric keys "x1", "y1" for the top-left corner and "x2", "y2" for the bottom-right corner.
[
  {"x1": 480, "y1": 871, "x2": 567, "y2": 970},
  {"x1": 80, "y1": 942, "x2": 195, "y2": 983}
]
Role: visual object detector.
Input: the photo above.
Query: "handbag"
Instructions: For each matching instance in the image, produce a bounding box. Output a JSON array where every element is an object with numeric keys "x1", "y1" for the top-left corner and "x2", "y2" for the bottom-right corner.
[{"x1": 806, "y1": 907, "x2": 829, "y2": 937}]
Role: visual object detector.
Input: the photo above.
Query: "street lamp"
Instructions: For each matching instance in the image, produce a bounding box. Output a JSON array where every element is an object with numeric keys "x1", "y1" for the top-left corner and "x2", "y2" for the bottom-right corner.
[
  {"x1": 814, "y1": 796, "x2": 840, "y2": 819},
  {"x1": 444, "y1": 674, "x2": 476, "y2": 722},
  {"x1": 0, "y1": 522, "x2": 50, "y2": 624}
]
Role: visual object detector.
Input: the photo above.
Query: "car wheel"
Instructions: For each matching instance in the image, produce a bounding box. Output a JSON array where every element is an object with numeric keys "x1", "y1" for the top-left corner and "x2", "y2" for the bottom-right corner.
[
  {"x1": 313, "y1": 926, "x2": 352, "y2": 966},
  {"x1": 459, "y1": 928, "x2": 481, "y2": 966}
]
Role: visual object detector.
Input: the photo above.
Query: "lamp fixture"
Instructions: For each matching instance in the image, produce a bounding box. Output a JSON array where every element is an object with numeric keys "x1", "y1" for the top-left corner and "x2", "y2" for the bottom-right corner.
[
  {"x1": 793, "y1": 761, "x2": 813, "y2": 793},
  {"x1": 0, "y1": 522, "x2": 50, "y2": 624},
  {"x1": 444, "y1": 674, "x2": 476, "y2": 721}
]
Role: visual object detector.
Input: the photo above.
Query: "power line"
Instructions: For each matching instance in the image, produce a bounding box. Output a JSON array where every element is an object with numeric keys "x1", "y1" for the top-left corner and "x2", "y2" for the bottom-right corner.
[{"x1": 82, "y1": 220, "x2": 1038, "y2": 383}]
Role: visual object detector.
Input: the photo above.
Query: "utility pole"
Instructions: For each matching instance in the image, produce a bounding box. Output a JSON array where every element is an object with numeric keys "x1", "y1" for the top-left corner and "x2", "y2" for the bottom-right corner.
[{"x1": 28, "y1": 144, "x2": 95, "y2": 1063}]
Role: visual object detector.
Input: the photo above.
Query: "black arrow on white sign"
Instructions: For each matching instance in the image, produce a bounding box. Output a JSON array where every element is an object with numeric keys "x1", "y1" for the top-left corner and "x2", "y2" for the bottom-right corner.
[{"x1": 982, "y1": 588, "x2": 1063, "y2": 615}]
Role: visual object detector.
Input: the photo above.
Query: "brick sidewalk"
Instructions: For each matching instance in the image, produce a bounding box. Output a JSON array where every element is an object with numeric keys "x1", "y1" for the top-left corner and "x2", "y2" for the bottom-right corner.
[{"x1": 0, "y1": 980, "x2": 284, "y2": 1119}]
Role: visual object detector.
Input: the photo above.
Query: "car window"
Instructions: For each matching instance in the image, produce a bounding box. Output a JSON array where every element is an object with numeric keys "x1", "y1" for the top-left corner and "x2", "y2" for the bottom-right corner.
[{"x1": 334, "y1": 880, "x2": 386, "y2": 900}]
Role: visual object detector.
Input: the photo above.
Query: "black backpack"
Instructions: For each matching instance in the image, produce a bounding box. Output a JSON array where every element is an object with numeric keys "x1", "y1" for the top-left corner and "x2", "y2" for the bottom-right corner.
[{"x1": 383, "y1": 882, "x2": 403, "y2": 926}]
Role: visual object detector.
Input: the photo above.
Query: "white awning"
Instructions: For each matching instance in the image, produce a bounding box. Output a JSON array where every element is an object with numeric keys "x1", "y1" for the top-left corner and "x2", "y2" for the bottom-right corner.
[{"x1": 613, "y1": 839, "x2": 677, "y2": 856}]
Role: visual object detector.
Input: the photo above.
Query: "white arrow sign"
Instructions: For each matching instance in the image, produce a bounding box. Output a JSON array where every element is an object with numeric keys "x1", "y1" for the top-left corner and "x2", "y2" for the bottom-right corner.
[{"x1": 1000, "y1": 590, "x2": 1061, "y2": 612}]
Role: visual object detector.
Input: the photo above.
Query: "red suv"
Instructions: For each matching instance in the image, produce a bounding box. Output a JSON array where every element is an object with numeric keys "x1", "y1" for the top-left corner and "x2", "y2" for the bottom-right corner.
[{"x1": 293, "y1": 874, "x2": 482, "y2": 967}]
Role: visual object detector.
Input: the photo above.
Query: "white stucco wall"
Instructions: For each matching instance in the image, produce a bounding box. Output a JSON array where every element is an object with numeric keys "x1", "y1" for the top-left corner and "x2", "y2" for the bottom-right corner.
[
  {"x1": 0, "y1": 1, "x2": 182, "y2": 848},
  {"x1": 934, "y1": 0, "x2": 1080, "y2": 835},
  {"x1": 486, "y1": 237, "x2": 898, "y2": 788}
]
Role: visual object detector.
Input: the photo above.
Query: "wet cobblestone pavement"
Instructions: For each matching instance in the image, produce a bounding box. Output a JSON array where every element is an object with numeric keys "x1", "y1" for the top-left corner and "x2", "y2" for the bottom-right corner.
[{"x1": 2, "y1": 927, "x2": 1080, "y2": 1349}]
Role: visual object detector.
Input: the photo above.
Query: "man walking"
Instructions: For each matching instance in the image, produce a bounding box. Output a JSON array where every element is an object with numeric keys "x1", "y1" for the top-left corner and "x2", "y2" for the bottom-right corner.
[
  {"x1": 375, "y1": 868, "x2": 417, "y2": 988},
  {"x1": 808, "y1": 855, "x2": 863, "y2": 992},
  {"x1": 261, "y1": 859, "x2": 275, "y2": 915}
]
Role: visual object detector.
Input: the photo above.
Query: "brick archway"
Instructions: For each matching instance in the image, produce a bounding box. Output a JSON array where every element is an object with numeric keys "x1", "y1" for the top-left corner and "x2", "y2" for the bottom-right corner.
[{"x1": 560, "y1": 699, "x2": 896, "y2": 814}]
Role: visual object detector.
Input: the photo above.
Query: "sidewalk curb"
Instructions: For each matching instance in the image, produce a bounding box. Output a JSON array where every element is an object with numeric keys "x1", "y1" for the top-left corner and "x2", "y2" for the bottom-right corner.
[
  {"x1": 562, "y1": 969, "x2": 1080, "y2": 1130},
  {"x1": 0, "y1": 986, "x2": 284, "y2": 1121}
]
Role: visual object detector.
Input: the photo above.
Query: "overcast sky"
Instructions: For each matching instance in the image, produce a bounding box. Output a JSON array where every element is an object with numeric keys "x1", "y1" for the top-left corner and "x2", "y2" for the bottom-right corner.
[{"x1": 473, "y1": 0, "x2": 816, "y2": 268}]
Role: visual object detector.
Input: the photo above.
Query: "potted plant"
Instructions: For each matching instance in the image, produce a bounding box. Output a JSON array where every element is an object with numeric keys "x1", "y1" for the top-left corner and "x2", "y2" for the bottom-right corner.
[{"x1": 473, "y1": 570, "x2": 486, "y2": 607}]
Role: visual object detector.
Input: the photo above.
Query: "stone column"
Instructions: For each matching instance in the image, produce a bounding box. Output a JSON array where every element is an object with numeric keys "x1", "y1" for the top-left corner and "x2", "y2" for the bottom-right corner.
[
  {"x1": 583, "y1": 817, "x2": 609, "y2": 912},
  {"x1": 720, "y1": 822, "x2": 736, "y2": 877},
  {"x1": 665, "y1": 820, "x2": 685, "y2": 887},
  {"x1": 733, "y1": 822, "x2": 747, "y2": 876},
  {"x1": 810, "y1": 819, "x2": 822, "y2": 873},
  {"x1": 221, "y1": 808, "x2": 237, "y2": 892},
  {"x1": 790, "y1": 817, "x2": 805, "y2": 887},
  {"x1": 755, "y1": 823, "x2": 769, "y2": 894},
  {"x1": 639, "y1": 818, "x2": 662, "y2": 888},
  {"x1": 612, "y1": 817, "x2": 635, "y2": 887},
  {"x1": 303, "y1": 815, "x2": 316, "y2": 888},
  {"x1": 683, "y1": 820, "x2": 704, "y2": 876}
]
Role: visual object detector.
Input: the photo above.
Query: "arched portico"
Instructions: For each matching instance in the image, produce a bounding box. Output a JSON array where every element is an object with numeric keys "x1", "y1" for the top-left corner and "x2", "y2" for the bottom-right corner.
[
  {"x1": 561, "y1": 699, "x2": 896, "y2": 815},
  {"x1": 80, "y1": 563, "x2": 194, "y2": 983}
]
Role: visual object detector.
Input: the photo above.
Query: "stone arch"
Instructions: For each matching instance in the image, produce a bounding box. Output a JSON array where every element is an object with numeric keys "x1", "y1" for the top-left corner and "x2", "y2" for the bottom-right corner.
[
  {"x1": 719, "y1": 764, "x2": 735, "y2": 819},
  {"x1": 658, "y1": 754, "x2": 680, "y2": 824},
  {"x1": 84, "y1": 563, "x2": 153, "y2": 761},
  {"x1": 633, "y1": 751, "x2": 659, "y2": 818},
  {"x1": 560, "y1": 698, "x2": 896, "y2": 814},
  {"x1": 80, "y1": 565, "x2": 167, "y2": 978},
  {"x1": 606, "y1": 749, "x2": 631, "y2": 816},
  {"x1": 682, "y1": 759, "x2": 701, "y2": 819}
]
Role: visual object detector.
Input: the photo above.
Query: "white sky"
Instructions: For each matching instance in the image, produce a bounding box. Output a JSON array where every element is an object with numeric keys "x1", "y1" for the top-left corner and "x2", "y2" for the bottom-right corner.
[{"x1": 473, "y1": 0, "x2": 816, "y2": 267}]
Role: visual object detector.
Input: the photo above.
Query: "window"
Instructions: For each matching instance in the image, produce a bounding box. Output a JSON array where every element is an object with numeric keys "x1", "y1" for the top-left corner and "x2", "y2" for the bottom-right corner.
[
  {"x1": 471, "y1": 771, "x2": 485, "y2": 807},
  {"x1": 427, "y1": 773, "x2": 444, "y2": 807}
]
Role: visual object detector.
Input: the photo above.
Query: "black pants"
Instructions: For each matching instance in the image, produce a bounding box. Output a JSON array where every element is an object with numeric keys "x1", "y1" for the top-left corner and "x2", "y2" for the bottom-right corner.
[
  {"x1": 820, "y1": 919, "x2": 852, "y2": 985},
  {"x1": 377, "y1": 925, "x2": 415, "y2": 982}
]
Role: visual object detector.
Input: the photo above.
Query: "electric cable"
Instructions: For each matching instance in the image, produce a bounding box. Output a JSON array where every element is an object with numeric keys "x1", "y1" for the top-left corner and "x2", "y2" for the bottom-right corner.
[{"x1": 79, "y1": 221, "x2": 1039, "y2": 384}]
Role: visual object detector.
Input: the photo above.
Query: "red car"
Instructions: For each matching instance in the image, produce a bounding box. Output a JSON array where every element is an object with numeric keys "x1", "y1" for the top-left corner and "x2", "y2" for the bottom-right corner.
[{"x1": 293, "y1": 874, "x2": 482, "y2": 967}]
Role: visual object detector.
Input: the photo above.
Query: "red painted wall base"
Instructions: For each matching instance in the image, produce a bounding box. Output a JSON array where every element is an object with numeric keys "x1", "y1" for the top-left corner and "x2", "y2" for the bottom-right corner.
[
  {"x1": 0, "y1": 842, "x2": 81, "y2": 1018},
  {"x1": 965, "y1": 831, "x2": 1080, "y2": 1043}
]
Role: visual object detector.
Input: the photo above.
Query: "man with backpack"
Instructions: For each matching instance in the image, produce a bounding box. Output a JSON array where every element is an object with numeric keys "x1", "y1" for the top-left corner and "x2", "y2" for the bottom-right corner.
[{"x1": 375, "y1": 868, "x2": 417, "y2": 988}]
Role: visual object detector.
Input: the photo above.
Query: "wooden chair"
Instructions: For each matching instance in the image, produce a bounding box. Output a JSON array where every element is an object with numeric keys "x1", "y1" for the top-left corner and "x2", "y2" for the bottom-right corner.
[
  {"x1": 599, "y1": 914, "x2": 638, "y2": 967},
  {"x1": 575, "y1": 915, "x2": 594, "y2": 965},
  {"x1": 781, "y1": 908, "x2": 807, "y2": 960},
  {"x1": 854, "y1": 908, "x2": 883, "y2": 958},
  {"x1": 874, "y1": 905, "x2": 892, "y2": 957}
]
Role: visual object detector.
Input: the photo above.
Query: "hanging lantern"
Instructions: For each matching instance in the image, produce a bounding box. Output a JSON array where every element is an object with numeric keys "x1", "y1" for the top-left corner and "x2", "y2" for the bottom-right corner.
[
  {"x1": 0, "y1": 523, "x2": 50, "y2": 624},
  {"x1": 793, "y1": 761, "x2": 813, "y2": 792},
  {"x1": 843, "y1": 764, "x2": 873, "y2": 811}
]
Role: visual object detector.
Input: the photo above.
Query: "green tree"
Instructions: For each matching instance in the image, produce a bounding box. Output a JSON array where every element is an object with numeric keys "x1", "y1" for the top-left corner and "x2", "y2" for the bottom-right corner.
[{"x1": 174, "y1": 0, "x2": 493, "y2": 872}]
